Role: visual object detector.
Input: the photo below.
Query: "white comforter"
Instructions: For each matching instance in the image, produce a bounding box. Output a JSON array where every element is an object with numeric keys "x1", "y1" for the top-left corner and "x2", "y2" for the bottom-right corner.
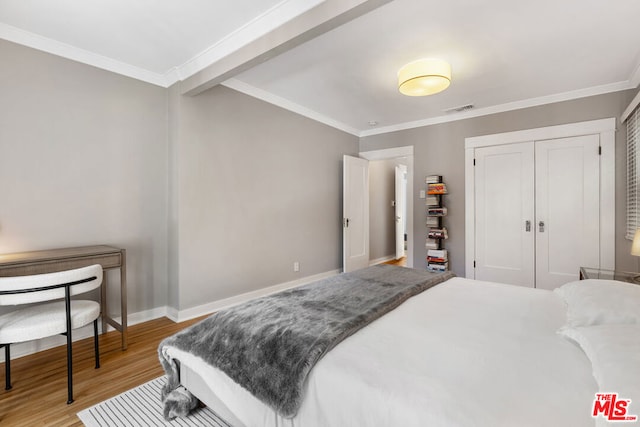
[{"x1": 164, "y1": 277, "x2": 597, "y2": 427}]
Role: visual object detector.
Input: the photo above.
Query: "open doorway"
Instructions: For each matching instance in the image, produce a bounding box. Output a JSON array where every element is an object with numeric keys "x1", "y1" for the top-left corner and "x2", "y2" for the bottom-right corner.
[{"x1": 360, "y1": 146, "x2": 414, "y2": 268}]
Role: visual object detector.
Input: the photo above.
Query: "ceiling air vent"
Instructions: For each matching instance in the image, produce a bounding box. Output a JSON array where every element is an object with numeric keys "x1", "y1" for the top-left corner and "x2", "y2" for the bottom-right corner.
[{"x1": 443, "y1": 103, "x2": 474, "y2": 113}]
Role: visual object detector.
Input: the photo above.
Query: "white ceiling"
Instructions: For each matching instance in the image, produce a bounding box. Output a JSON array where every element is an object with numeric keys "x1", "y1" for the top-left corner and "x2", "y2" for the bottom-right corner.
[{"x1": 1, "y1": 0, "x2": 639, "y2": 136}]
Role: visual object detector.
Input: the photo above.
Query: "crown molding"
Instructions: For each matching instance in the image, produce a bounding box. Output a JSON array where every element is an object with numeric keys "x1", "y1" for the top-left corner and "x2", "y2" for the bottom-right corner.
[
  {"x1": 629, "y1": 58, "x2": 640, "y2": 88},
  {"x1": 174, "y1": 0, "x2": 323, "y2": 82},
  {"x1": 359, "y1": 80, "x2": 634, "y2": 137},
  {"x1": 0, "y1": 0, "x2": 323, "y2": 89},
  {"x1": 0, "y1": 23, "x2": 170, "y2": 87},
  {"x1": 222, "y1": 78, "x2": 360, "y2": 136}
]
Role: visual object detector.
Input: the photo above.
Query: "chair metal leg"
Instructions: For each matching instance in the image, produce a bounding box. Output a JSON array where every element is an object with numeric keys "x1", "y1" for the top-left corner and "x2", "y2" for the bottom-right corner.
[
  {"x1": 93, "y1": 319, "x2": 100, "y2": 369},
  {"x1": 65, "y1": 287, "x2": 74, "y2": 404},
  {"x1": 4, "y1": 344, "x2": 11, "y2": 391}
]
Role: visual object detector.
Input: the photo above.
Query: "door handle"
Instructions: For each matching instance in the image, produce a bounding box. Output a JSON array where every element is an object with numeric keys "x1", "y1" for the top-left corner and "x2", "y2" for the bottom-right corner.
[
  {"x1": 539, "y1": 221, "x2": 545, "y2": 232},
  {"x1": 525, "y1": 220, "x2": 531, "y2": 232}
]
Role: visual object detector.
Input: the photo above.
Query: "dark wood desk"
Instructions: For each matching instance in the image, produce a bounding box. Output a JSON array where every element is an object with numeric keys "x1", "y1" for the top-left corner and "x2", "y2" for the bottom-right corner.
[{"x1": 0, "y1": 245, "x2": 127, "y2": 350}]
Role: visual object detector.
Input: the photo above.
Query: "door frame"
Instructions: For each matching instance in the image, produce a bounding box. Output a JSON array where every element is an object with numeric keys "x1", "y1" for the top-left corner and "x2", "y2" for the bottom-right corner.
[
  {"x1": 360, "y1": 146, "x2": 414, "y2": 268},
  {"x1": 464, "y1": 118, "x2": 616, "y2": 279},
  {"x1": 395, "y1": 164, "x2": 408, "y2": 260}
]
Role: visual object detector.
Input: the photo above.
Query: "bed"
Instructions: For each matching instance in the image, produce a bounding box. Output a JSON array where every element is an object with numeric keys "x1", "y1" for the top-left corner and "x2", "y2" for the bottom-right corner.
[{"x1": 158, "y1": 265, "x2": 640, "y2": 427}]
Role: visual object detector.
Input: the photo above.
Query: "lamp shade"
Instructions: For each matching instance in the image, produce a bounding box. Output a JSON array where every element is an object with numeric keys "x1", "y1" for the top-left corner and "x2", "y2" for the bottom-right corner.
[
  {"x1": 631, "y1": 229, "x2": 640, "y2": 256},
  {"x1": 398, "y1": 58, "x2": 451, "y2": 96}
]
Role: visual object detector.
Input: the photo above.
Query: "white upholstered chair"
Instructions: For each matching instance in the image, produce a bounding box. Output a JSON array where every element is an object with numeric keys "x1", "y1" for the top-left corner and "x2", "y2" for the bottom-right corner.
[{"x1": 0, "y1": 264, "x2": 103, "y2": 404}]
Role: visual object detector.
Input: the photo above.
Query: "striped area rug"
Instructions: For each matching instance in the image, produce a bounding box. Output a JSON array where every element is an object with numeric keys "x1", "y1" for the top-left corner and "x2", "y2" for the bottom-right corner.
[{"x1": 77, "y1": 376, "x2": 231, "y2": 427}]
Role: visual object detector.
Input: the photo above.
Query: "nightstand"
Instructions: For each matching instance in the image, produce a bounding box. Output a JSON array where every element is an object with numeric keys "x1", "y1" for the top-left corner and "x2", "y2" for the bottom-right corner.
[{"x1": 579, "y1": 267, "x2": 640, "y2": 284}]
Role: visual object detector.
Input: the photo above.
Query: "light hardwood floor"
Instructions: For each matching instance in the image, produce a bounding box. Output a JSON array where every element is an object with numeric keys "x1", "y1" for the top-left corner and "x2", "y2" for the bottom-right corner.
[
  {"x1": 384, "y1": 257, "x2": 407, "y2": 267},
  {"x1": 0, "y1": 316, "x2": 203, "y2": 426}
]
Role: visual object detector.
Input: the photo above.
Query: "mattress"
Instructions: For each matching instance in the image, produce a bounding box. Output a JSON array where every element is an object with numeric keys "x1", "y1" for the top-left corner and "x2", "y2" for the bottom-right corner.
[{"x1": 164, "y1": 277, "x2": 598, "y2": 426}]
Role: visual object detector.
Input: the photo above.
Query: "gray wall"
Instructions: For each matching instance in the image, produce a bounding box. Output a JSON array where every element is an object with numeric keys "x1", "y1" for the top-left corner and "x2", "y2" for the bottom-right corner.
[
  {"x1": 0, "y1": 40, "x2": 169, "y2": 314},
  {"x1": 0, "y1": 40, "x2": 358, "y2": 317},
  {"x1": 170, "y1": 85, "x2": 358, "y2": 310},
  {"x1": 360, "y1": 90, "x2": 637, "y2": 276},
  {"x1": 3, "y1": 38, "x2": 638, "y2": 318}
]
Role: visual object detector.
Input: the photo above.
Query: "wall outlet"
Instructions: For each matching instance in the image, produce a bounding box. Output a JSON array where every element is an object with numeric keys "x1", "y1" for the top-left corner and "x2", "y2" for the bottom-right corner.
[{"x1": 293, "y1": 261, "x2": 300, "y2": 272}]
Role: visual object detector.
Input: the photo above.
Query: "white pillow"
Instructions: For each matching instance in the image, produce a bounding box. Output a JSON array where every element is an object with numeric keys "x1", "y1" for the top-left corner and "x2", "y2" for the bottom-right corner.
[
  {"x1": 554, "y1": 279, "x2": 640, "y2": 327},
  {"x1": 559, "y1": 324, "x2": 640, "y2": 426}
]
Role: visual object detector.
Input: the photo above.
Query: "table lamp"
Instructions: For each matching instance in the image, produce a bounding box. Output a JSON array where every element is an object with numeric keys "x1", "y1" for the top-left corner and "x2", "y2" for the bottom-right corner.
[
  {"x1": 631, "y1": 229, "x2": 640, "y2": 282},
  {"x1": 632, "y1": 229, "x2": 640, "y2": 256}
]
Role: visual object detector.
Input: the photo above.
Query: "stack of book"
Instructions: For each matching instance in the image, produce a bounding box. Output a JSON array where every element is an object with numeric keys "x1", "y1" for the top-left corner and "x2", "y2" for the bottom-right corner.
[
  {"x1": 428, "y1": 228, "x2": 448, "y2": 240},
  {"x1": 426, "y1": 217, "x2": 440, "y2": 227},
  {"x1": 427, "y1": 206, "x2": 447, "y2": 216},
  {"x1": 427, "y1": 249, "x2": 448, "y2": 272},
  {"x1": 427, "y1": 182, "x2": 447, "y2": 195},
  {"x1": 425, "y1": 175, "x2": 447, "y2": 249},
  {"x1": 426, "y1": 175, "x2": 442, "y2": 184}
]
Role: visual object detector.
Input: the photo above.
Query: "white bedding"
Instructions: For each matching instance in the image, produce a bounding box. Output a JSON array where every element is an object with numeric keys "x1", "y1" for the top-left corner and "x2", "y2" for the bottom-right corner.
[{"x1": 164, "y1": 277, "x2": 598, "y2": 426}]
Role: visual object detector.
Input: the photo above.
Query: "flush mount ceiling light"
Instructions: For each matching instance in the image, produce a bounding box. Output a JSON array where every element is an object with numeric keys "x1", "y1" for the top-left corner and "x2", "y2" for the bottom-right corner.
[{"x1": 398, "y1": 58, "x2": 451, "y2": 96}]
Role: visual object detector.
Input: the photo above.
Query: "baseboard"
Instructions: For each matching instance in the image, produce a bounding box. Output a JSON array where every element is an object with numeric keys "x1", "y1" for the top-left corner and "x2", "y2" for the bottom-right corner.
[
  {"x1": 171, "y1": 269, "x2": 342, "y2": 323},
  {"x1": 0, "y1": 306, "x2": 168, "y2": 363},
  {"x1": 0, "y1": 269, "x2": 342, "y2": 362}
]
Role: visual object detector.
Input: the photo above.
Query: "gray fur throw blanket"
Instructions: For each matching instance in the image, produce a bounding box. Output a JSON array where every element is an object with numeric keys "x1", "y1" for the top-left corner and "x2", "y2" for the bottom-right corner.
[{"x1": 159, "y1": 265, "x2": 455, "y2": 420}]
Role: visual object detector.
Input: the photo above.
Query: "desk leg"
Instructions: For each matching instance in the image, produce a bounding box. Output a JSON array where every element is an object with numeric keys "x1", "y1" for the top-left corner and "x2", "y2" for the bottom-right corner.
[
  {"x1": 101, "y1": 269, "x2": 108, "y2": 336},
  {"x1": 120, "y1": 249, "x2": 128, "y2": 350}
]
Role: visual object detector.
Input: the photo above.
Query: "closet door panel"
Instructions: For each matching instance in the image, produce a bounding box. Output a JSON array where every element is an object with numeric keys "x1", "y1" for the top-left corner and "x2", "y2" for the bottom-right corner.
[
  {"x1": 475, "y1": 142, "x2": 535, "y2": 287},
  {"x1": 535, "y1": 135, "x2": 600, "y2": 290}
]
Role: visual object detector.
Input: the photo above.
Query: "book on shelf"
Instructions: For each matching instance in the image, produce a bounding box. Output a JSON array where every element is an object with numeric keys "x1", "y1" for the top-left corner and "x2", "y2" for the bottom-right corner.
[
  {"x1": 428, "y1": 227, "x2": 448, "y2": 239},
  {"x1": 426, "y1": 217, "x2": 440, "y2": 227},
  {"x1": 427, "y1": 261, "x2": 448, "y2": 272},
  {"x1": 425, "y1": 195, "x2": 441, "y2": 206},
  {"x1": 427, "y1": 249, "x2": 447, "y2": 259},
  {"x1": 425, "y1": 175, "x2": 443, "y2": 184},
  {"x1": 427, "y1": 249, "x2": 448, "y2": 263},
  {"x1": 427, "y1": 207, "x2": 447, "y2": 216},
  {"x1": 425, "y1": 239, "x2": 439, "y2": 249},
  {"x1": 427, "y1": 182, "x2": 447, "y2": 195}
]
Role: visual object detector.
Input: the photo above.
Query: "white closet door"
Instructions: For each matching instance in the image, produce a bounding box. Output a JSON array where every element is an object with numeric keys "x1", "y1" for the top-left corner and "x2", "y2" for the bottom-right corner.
[
  {"x1": 475, "y1": 142, "x2": 535, "y2": 287},
  {"x1": 535, "y1": 135, "x2": 600, "y2": 290}
]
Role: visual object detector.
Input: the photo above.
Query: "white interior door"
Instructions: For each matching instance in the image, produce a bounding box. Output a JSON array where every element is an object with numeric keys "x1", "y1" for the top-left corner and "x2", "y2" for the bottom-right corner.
[
  {"x1": 395, "y1": 164, "x2": 407, "y2": 260},
  {"x1": 475, "y1": 142, "x2": 535, "y2": 287},
  {"x1": 343, "y1": 155, "x2": 369, "y2": 272},
  {"x1": 535, "y1": 135, "x2": 600, "y2": 290}
]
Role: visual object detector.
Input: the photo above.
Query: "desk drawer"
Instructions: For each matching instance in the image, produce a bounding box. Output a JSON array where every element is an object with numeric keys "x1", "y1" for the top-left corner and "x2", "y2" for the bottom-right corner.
[{"x1": 0, "y1": 253, "x2": 122, "y2": 277}]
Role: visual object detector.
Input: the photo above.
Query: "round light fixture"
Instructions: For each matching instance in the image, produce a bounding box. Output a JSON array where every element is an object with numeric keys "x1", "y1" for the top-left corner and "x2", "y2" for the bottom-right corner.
[{"x1": 398, "y1": 58, "x2": 451, "y2": 96}]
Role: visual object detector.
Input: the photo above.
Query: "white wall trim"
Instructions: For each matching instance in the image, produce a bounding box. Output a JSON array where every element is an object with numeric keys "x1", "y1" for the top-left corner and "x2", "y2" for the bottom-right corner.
[
  {"x1": 1, "y1": 19, "x2": 634, "y2": 137},
  {"x1": 630, "y1": 58, "x2": 640, "y2": 89},
  {"x1": 0, "y1": 266, "x2": 343, "y2": 362},
  {"x1": 0, "y1": 23, "x2": 170, "y2": 87},
  {"x1": 621, "y1": 89, "x2": 640, "y2": 123},
  {"x1": 0, "y1": 305, "x2": 169, "y2": 363},
  {"x1": 361, "y1": 82, "x2": 630, "y2": 137},
  {"x1": 0, "y1": 1, "x2": 323, "y2": 89},
  {"x1": 464, "y1": 118, "x2": 616, "y2": 279},
  {"x1": 359, "y1": 145, "x2": 413, "y2": 160},
  {"x1": 222, "y1": 78, "x2": 360, "y2": 136},
  {"x1": 168, "y1": 269, "x2": 342, "y2": 323},
  {"x1": 465, "y1": 118, "x2": 616, "y2": 148},
  {"x1": 174, "y1": 0, "x2": 323, "y2": 82}
]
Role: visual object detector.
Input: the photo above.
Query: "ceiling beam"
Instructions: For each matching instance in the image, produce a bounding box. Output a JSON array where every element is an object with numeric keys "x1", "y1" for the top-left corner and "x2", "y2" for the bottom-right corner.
[{"x1": 180, "y1": 0, "x2": 392, "y2": 96}]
